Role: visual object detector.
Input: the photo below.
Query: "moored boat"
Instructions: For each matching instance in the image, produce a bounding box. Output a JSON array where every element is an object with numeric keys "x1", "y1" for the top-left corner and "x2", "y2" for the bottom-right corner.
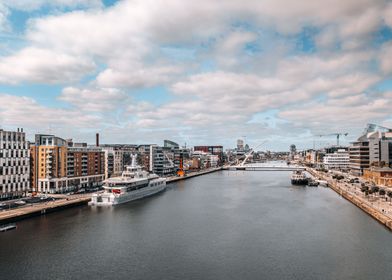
[
  {"x1": 89, "y1": 155, "x2": 166, "y2": 206},
  {"x1": 291, "y1": 170, "x2": 308, "y2": 185}
]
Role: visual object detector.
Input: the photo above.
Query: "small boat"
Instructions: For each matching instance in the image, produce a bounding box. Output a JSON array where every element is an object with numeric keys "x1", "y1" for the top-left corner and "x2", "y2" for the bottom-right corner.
[
  {"x1": 14, "y1": 200, "x2": 26, "y2": 205},
  {"x1": 316, "y1": 180, "x2": 329, "y2": 187},
  {"x1": 307, "y1": 180, "x2": 319, "y2": 187},
  {"x1": 0, "y1": 223, "x2": 17, "y2": 232}
]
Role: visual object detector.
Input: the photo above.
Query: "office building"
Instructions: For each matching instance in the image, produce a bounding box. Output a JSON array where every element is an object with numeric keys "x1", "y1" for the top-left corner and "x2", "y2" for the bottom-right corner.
[{"x1": 0, "y1": 128, "x2": 30, "y2": 200}]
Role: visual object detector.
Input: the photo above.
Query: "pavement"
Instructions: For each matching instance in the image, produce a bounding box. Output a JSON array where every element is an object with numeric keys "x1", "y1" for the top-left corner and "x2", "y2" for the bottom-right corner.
[{"x1": 0, "y1": 193, "x2": 92, "y2": 222}]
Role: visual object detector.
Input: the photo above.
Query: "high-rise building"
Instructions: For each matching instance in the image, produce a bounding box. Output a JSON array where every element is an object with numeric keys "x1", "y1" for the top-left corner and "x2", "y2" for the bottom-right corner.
[
  {"x1": 31, "y1": 134, "x2": 105, "y2": 193},
  {"x1": 0, "y1": 128, "x2": 30, "y2": 200},
  {"x1": 237, "y1": 139, "x2": 244, "y2": 151}
]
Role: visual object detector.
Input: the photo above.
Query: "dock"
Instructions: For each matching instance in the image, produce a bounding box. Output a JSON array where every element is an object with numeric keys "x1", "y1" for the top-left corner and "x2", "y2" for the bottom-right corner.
[
  {"x1": 0, "y1": 223, "x2": 17, "y2": 232},
  {"x1": 0, "y1": 195, "x2": 91, "y2": 225}
]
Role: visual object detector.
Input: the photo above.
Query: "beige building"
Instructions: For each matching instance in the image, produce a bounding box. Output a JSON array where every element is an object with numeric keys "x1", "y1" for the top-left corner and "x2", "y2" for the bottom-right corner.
[
  {"x1": 31, "y1": 134, "x2": 104, "y2": 193},
  {"x1": 363, "y1": 168, "x2": 392, "y2": 187}
]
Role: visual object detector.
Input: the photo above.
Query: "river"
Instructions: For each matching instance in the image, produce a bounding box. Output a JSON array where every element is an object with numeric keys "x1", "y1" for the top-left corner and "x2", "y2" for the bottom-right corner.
[{"x1": 1, "y1": 171, "x2": 392, "y2": 280}]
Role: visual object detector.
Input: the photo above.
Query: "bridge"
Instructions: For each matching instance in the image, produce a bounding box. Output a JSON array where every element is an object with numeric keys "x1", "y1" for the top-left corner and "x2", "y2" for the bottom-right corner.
[
  {"x1": 224, "y1": 164, "x2": 306, "y2": 171},
  {"x1": 226, "y1": 144, "x2": 305, "y2": 171}
]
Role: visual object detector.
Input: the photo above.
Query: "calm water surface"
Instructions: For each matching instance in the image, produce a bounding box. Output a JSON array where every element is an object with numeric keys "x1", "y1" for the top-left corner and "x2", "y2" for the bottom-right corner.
[{"x1": 1, "y1": 171, "x2": 392, "y2": 280}]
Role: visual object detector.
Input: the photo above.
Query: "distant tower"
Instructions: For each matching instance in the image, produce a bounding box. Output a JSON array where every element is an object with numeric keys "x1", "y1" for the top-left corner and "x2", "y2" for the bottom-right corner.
[
  {"x1": 237, "y1": 139, "x2": 244, "y2": 151},
  {"x1": 290, "y1": 144, "x2": 296, "y2": 160}
]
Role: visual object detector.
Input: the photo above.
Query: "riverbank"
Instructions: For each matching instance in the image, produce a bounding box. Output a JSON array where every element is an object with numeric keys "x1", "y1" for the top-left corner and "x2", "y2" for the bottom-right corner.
[
  {"x1": 0, "y1": 167, "x2": 223, "y2": 225},
  {"x1": 0, "y1": 195, "x2": 91, "y2": 225},
  {"x1": 167, "y1": 167, "x2": 222, "y2": 183},
  {"x1": 307, "y1": 167, "x2": 392, "y2": 231}
]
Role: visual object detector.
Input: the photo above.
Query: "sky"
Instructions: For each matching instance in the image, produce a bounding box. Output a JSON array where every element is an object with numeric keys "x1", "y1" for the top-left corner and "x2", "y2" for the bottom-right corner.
[{"x1": 0, "y1": 0, "x2": 392, "y2": 151}]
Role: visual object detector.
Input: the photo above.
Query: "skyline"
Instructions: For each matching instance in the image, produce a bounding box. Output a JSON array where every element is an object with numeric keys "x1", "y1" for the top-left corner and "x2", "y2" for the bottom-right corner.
[{"x1": 0, "y1": 0, "x2": 392, "y2": 150}]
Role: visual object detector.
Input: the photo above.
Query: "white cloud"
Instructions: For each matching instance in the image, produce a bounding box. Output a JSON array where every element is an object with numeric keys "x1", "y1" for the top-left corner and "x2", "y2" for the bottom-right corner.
[
  {"x1": 59, "y1": 87, "x2": 127, "y2": 111},
  {"x1": 0, "y1": 0, "x2": 391, "y2": 149},
  {"x1": 278, "y1": 92, "x2": 392, "y2": 134},
  {"x1": 96, "y1": 65, "x2": 183, "y2": 88},
  {"x1": 2, "y1": 0, "x2": 103, "y2": 11},
  {"x1": 379, "y1": 42, "x2": 392, "y2": 74},
  {"x1": 0, "y1": 93, "x2": 101, "y2": 129},
  {"x1": 0, "y1": 47, "x2": 95, "y2": 84},
  {"x1": 0, "y1": 3, "x2": 10, "y2": 32}
]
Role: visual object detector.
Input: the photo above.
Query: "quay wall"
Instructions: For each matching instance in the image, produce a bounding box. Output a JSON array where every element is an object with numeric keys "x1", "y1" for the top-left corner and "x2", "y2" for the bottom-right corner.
[
  {"x1": 307, "y1": 168, "x2": 392, "y2": 231},
  {"x1": 0, "y1": 168, "x2": 222, "y2": 225},
  {"x1": 167, "y1": 167, "x2": 222, "y2": 183},
  {"x1": 0, "y1": 197, "x2": 90, "y2": 225}
]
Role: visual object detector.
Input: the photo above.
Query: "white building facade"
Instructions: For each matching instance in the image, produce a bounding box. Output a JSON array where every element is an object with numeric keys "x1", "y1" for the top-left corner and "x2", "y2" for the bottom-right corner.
[
  {"x1": 323, "y1": 149, "x2": 350, "y2": 170},
  {"x1": 0, "y1": 128, "x2": 30, "y2": 199}
]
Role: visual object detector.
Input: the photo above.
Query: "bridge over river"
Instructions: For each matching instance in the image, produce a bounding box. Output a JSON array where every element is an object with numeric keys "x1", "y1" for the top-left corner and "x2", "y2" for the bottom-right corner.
[{"x1": 224, "y1": 163, "x2": 306, "y2": 171}]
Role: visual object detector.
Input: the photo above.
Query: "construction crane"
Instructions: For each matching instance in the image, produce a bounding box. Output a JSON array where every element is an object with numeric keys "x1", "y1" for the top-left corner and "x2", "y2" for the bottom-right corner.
[{"x1": 317, "y1": 133, "x2": 348, "y2": 146}]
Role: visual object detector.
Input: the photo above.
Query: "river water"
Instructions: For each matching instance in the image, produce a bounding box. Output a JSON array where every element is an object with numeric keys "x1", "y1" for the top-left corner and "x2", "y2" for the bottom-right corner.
[{"x1": 1, "y1": 171, "x2": 392, "y2": 280}]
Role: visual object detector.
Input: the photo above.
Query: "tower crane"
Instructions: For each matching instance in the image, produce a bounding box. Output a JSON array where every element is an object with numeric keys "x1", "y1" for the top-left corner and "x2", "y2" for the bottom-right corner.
[{"x1": 317, "y1": 133, "x2": 348, "y2": 146}]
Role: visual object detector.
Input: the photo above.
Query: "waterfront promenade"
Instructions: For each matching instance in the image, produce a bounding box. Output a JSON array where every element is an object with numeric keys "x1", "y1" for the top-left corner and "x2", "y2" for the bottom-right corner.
[
  {"x1": 0, "y1": 167, "x2": 222, "y2": 224},
  {"x1": 307, "y1": 168, "x2": 392, "y2": 230}
]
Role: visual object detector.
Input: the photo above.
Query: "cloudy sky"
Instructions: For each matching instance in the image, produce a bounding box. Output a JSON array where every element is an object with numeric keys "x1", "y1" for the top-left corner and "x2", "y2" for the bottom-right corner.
[{"x1": 0, "y1": 0, "x2": 391, "y2": 150}]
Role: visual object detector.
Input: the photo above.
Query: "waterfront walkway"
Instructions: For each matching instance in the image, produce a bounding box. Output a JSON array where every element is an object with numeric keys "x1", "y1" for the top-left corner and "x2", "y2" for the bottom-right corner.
[{"x1": 308, "y1": 168, "x2": 392, "y2": 230}]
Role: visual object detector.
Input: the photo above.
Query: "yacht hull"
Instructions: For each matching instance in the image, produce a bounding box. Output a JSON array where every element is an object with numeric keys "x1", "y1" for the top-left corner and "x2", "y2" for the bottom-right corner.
[{"x1": 89, "y1": 179, "x2": 166, "y2": 206}]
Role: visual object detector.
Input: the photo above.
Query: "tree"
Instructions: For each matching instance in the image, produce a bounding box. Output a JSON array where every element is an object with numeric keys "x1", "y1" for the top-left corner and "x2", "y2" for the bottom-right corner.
[
  {"x1": 360, "y1": 186, "x2": 369, "y2": 193},
  {"x1": 379, "y1": 188, "x2": 386, "y2": 196},
  {"x1": 387, "y1": 191, "x2": 392, "y2": 205}
]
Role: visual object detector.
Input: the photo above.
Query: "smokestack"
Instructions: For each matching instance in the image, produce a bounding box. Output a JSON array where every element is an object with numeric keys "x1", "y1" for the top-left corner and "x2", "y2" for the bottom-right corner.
[{"x1": 96, "y1": 133, "x2": 100, "y2": 147}]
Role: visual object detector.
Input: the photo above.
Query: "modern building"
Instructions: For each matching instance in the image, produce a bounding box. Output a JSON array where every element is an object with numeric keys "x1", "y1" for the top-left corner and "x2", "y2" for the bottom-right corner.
[
  {"x1": 194, "y1": 146, "x2": 224, "y2": 166},
  {"x1": 349, "y1": 126, "x2": 392, "y2": 175},
  {"x1": 323, "y1": 149, "x2": 350, "y2": 170},
  {"x1": 31, "y1": 134, "x2": 105, "y2": 193},
  {"x1": 100, "y1": 145, "x2": 137, "y2": 178},
  {"x1": 0, "y1": 128, "x2": 30, "y2": 200},
  {"x1": 164, "y1": 140, "x2": 179, "y2": 149}
]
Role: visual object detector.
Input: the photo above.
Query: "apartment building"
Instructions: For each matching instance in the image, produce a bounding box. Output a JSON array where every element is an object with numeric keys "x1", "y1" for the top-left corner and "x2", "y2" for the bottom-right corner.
[
  {"x1": 0, "y1": 128, "x2": 30, "y2": 200},
  {"x1": 31, "y1": 134, "x2": 104, "y2": 193}
]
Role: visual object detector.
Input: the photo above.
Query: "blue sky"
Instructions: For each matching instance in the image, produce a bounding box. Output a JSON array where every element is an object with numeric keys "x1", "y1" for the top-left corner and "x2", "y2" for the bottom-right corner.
[{"x1": 0, "y1": 0, "x2": 392, "y2": 151}]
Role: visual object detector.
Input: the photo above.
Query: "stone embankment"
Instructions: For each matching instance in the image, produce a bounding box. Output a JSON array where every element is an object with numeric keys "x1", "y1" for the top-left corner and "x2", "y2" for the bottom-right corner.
[{"x1": 307, "y1": 168, "x2": 392, "y2": 230}]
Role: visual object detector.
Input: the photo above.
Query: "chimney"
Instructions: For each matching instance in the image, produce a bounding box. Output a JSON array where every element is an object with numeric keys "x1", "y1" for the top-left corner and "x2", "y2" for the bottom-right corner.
[{"x1": 96, "y1": 133, "x2": 100, "y2": 147}]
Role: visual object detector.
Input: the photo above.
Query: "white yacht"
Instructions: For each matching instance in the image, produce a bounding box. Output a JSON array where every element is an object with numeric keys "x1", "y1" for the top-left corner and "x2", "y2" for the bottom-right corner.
[{"x1": 89, "y1": 155, "x2": 166, "y2": 206}]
